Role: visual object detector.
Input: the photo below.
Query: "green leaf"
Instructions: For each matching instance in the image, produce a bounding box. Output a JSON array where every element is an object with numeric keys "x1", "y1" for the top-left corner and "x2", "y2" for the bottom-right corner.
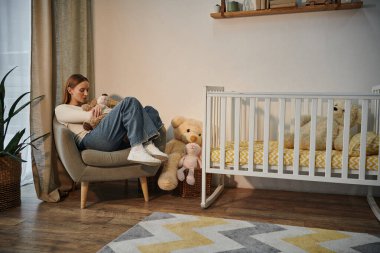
[
  {"x1": 4, "y1": 129, "x2": 25, "y2": 154},
  {"x1": 0, "y1": 67, "x2": 16, "y2": 151},
  {"x1": 30, "y1": 132, "x2": 50, "y2": 144},
  {"x1": 16, "y1": 132, "x2": 50, "y2": 153},
  {"x1": 3, "y1": 94, "x2": 44, "y2": 139},
  {"x1": 0, "y1": 151, "x2": 26, "y2": 162},
  {"x1": 0, "y1": 67, "x2": 17, "y2": 111},
  {"x1": 2, "y1": 91, "x2": 29, "y2": 137},
  {"x1": 0, "y1": 67, "x2": 49, "y2": 163},
  {"x1": 3, "y1": 91, "x2": 30, "y2": 121},
  {"x1": 4, "y1": 94, "x2": 44, "y2": 124}
]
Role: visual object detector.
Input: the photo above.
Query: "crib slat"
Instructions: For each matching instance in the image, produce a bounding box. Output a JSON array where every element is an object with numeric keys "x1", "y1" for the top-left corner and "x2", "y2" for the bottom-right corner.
[
  {"x1": 376, "y1": 99, "x2": 379, "y2": 134},
  {"x1": 293, "y1": 99, "x2": 301, "y2": 175},
  {"x1": 234, "y1": 98, "x2": 241, "y2": 171},
  {"x1": 309, "y1": 99, "x2": 318, "y2": 176},
  {"x1": 214, "y1": 97, "x2": 219, "y2": 147},
  {"x1": 359, "y1": 100, "x2": 368, "y2": 180},
  {"x1": 278, "y1": 98, "x2": 285, "y2": 175},
  {"x1": 378, "y1": 115, "x2": 380, "y2": 181},
  {"x1": 377, "y1": 99, "x2": 380, "y2": 182},
  {"x1": 263, "y1": 98, "x2": 270, "y2": 173},
  {"x1": 342, "y1": 100, "x2": 351, "y2": 179},
  {"x1": 370, "y1": 99, "x2": 377, "y2": 136},
  {"x1": 206, "y1": 96, "x2": 212, "y2": 171},
  {"x1": 371, "y1": 93, "x2": 380, "y2": 182},
  {"x1": 248, "y1": 98, "x2": 256, "y2": 172},
  {"x1": 375, "y1": 98, "x2": 380, "y2": 182},
  {"x1": 372, "y1": 87, "x2": 380, "y2": 134},
  {"x1": 220, "y1": 97, "x2": 227, "y2": 171},
  {"x1": 277, "y1": 98, "x2": 286, "y2": 175},
  {"x1": 325, "y1": 99, "x2": 334, "y2": 178}
]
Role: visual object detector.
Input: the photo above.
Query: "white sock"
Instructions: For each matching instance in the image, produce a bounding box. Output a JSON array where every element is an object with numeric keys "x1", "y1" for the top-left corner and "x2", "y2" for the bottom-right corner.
[
  {"x1": 131, "y1": 144, "x2": 144, "y2": 153},
  {"x1": 143, "y1": 141, "x2": 153, "y2": 147}
]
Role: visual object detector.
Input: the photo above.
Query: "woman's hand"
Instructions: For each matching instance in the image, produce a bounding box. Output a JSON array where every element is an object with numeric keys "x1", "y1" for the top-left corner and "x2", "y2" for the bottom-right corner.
[{"x1": 91, "y1": 104, "x2": 103, "y2": 118}]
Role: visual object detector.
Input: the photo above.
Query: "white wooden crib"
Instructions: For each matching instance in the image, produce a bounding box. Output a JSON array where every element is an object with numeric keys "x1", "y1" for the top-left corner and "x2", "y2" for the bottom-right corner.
[{"x1": 201, "y1": 86, "x2": 380, "y2": 221}]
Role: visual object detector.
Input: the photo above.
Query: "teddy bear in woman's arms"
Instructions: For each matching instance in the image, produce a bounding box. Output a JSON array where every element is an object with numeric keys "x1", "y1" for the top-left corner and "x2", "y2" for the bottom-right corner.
[{"x1": 81, "y1": 94, "x2": 119, "y2": 131}]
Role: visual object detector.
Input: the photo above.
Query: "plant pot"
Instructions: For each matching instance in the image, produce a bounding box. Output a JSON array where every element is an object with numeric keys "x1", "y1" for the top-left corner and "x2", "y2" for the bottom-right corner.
[{"x1": 0, "y1": 156, "x2": 21, "y2": 211}]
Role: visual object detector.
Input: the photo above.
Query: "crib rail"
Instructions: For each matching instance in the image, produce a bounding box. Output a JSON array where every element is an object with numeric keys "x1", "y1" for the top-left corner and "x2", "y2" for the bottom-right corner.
[{"x1": 203, "y1": 87, "x2": 380, "y2": 187}]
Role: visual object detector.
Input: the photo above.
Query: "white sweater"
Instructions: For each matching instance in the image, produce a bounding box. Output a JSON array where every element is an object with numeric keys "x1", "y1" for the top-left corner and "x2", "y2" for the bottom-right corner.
[{"x1": 55, "y1": 104, "x2": 92, "y2": 145}]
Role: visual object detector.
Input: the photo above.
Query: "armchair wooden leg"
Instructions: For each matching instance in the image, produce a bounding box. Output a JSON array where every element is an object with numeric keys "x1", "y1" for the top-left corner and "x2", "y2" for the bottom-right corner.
[
  {"x1": 139, "y1": 177, "x2": 149, "y2": 202},
  {"x1": 81, "y1": 181, "x2": 89, "y2": 209}
]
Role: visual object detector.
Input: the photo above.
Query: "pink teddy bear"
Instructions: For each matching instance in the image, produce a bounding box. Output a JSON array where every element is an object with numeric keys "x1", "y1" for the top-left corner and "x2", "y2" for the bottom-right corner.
[{"x1": 177, "y1": 143, "x2": 202, "y2": 185}]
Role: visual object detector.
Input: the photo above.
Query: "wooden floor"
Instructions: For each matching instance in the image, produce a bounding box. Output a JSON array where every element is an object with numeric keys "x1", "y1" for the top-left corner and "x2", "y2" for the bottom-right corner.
[{"x1": 0, "y1": 181, "x2": 379, "y2": 253}]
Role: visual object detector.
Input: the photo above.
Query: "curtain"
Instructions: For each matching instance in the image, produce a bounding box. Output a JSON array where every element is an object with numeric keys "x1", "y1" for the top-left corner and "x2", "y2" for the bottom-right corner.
[
  {"x1": 31, "y1": 0, "x2": 94, "y2": 202},
  {"x1": 0, "y1": 0, "x2": 32, "y2": 186}
]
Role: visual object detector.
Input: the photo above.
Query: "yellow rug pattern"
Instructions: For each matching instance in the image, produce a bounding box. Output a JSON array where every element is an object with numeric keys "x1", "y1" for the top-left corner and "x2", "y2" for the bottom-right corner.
[{"x1": 99, "y1": 212, "x2": 380, "y2": 253}]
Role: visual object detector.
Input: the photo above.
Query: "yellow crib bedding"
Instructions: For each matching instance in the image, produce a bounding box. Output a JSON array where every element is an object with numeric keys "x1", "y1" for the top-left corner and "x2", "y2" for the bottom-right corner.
[{"x1": 210, "y1": 141, "x2": 379, "y2": 170}]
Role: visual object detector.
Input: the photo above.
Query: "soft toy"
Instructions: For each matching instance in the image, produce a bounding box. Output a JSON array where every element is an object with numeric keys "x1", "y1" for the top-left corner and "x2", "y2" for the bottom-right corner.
[
  {"x1": 81, "y1": 94, "x2": 118, "y2": 131},
  {"x1": 158, "y1": 116, "x2": 202, "y2": 191},
  {"x1": 177, "y1": 143, "x2": 202, "y2": 185},
  {"x1": 284, "y1": 101, "x2": 362, "y2": 151},
  {"x1": 82, "y1": 93, "x2": 118, "y2": 111},
  {"x1": 349, "y1": 131, "x2": 379, "y2": 156}
]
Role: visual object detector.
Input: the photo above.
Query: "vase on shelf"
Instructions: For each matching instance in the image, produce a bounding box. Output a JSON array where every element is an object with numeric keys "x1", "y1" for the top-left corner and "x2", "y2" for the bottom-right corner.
[
  {"x1": 226, "y1": 0, "x2": 239, "y2": 11},
  {"x1": 213, "y1": 4, "x2": 221, "y2": 13},
  {"x1": 243, "y1": 0, "x2": 253, "y2": 10}
]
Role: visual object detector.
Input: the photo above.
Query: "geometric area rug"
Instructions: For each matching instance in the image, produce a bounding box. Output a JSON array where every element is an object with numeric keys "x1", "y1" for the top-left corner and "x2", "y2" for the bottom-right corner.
[{"x1": 98, "y1": 212, "x2": 380, "y2": 253}]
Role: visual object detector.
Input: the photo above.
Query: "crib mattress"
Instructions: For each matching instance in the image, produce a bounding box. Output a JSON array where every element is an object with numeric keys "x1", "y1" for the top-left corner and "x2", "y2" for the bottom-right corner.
[{"x1": 210, "y1": 141, "x2": 379, "y2": 171}]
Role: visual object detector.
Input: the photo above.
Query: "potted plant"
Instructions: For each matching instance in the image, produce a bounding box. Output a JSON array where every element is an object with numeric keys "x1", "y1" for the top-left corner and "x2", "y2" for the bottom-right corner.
[{"x1": 0, "y1": 67, "x2": 48, "y2": 211}]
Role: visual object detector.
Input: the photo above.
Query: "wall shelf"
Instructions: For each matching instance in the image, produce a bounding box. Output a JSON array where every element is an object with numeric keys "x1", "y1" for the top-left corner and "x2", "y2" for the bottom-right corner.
[{"x1": 210, "y1": 2, "x2": 363, "y2": 19}]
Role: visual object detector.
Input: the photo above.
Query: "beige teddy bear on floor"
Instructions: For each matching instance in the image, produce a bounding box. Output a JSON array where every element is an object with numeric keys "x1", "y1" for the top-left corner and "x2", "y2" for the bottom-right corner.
[
  {"x1": 81, "y1": 94, "x2": 118, "y2": 131},
  {"x1": 158, "y1": 116, "x2": 202, "y2": 191},
  {"x1": 284, "y1": 101, "x2": 362, "y2": 150}
]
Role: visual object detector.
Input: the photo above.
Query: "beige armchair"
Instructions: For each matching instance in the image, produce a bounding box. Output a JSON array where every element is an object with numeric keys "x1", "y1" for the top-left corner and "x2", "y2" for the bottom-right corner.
[{"x1": 53, "y1": 117, "x2": 166, "y2": 209}]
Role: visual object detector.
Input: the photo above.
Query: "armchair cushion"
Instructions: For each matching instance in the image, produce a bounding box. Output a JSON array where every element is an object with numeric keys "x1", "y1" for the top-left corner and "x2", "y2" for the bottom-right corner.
[{"x1": 81, "y1": 148, "x2": 133, "y2": 167}]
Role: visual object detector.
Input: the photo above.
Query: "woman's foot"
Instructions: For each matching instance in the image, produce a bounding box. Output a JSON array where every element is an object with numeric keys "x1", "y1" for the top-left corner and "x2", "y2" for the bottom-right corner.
[
  {"x1": 128, "y1": 145, "x2": 161, "y2": 166},
  {"x1": 144, "y1": 142, "x2": 168, "y2": 160}
]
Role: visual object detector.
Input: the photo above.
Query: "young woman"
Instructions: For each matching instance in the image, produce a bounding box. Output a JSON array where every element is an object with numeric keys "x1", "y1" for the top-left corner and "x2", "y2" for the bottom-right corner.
[{"x1": 55, "y1": 74, "x2": 167, "y2": 165}]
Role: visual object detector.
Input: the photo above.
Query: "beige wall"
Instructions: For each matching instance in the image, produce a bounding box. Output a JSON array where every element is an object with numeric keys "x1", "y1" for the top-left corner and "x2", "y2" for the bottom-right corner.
[{"x1": 93, "y1": 0, "x2": 380, "y2": 194}]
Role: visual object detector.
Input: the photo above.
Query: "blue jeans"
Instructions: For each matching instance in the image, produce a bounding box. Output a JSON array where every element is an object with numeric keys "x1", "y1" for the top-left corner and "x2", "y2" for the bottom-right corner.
[{"x1": 79, "y1": 97, "x2": 163, "y2": 152}]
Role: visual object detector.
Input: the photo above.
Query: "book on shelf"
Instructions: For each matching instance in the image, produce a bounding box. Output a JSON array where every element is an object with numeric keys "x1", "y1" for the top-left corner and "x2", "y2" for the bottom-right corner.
[
  {"x1": 269, "y1": 0, "x2": 296, "y2": 4},
  {"x1": 270, "y1": 2, "x2": 297, "y2": 8},
  {"x1": 254, "y1": 0, "x2": 260, "y2": 10},
  {"x1": 260, "y1": 0, "x2": 265, "y2": 9},
  {"x1": 255, "y1": 0, "x2": 299, "y2": 10}
]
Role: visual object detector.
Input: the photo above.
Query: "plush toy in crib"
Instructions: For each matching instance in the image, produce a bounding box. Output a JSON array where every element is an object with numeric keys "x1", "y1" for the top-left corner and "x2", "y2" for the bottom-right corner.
[
  {"x1": 177, "y1": 143, "x2": 202, "y2": 185},
  {"x1": 349, "y1": 131, "x2": 380, "y2": 156},
  {"x1": 158, "y1": 116, "x2": 202, "y2": 191},
  {"x1": 81, "y1": 94, "x2": 119, "y2": 131},
  {"x1": 284, "y1": 101, "x2": 362, "y2": 150}
]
